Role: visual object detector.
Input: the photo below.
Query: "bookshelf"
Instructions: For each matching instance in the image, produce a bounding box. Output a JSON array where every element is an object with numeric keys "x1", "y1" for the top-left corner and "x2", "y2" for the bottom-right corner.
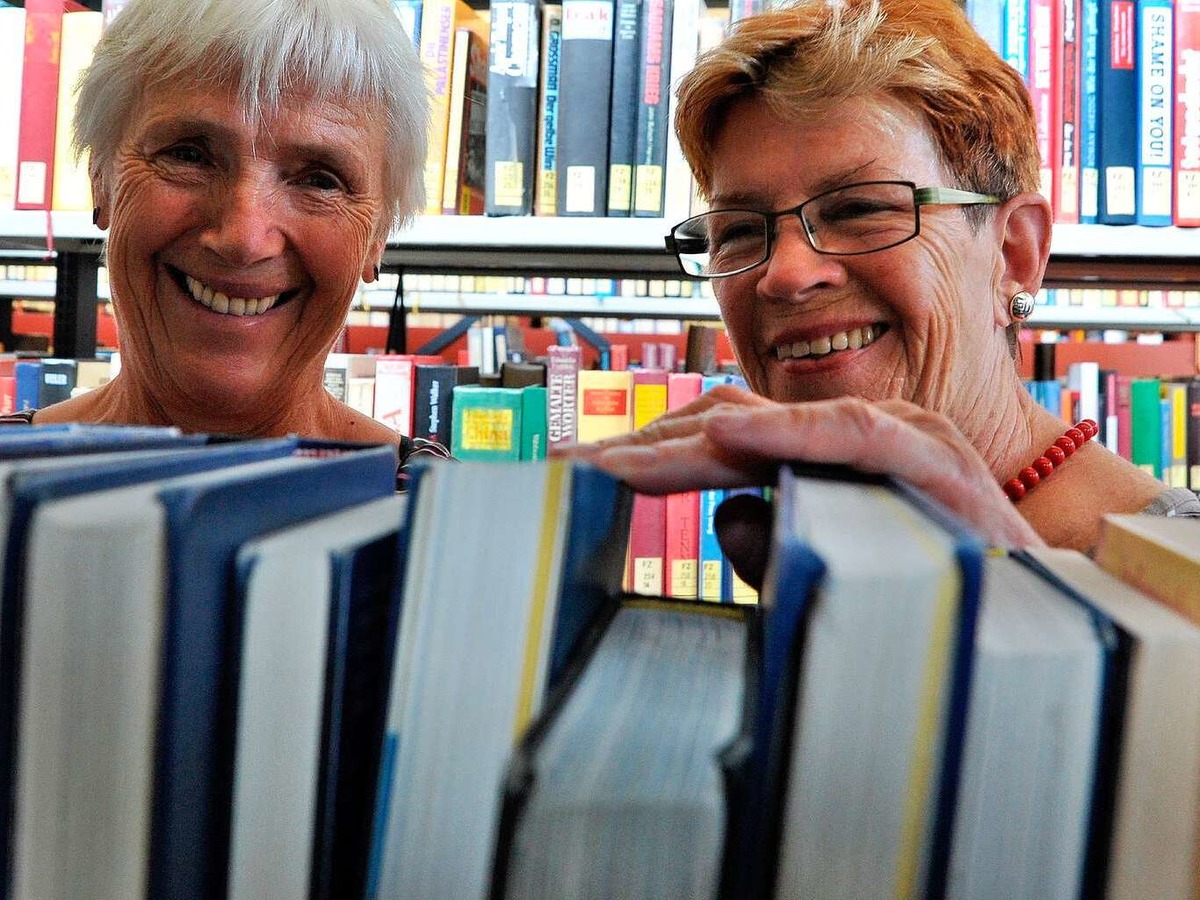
[{"x1": 0, "y1": 211, "x2": 1198, "y2": 355}]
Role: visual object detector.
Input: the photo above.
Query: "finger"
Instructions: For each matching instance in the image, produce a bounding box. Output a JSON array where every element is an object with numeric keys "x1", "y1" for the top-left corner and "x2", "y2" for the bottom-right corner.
[{"x1": 587, "y1": 434, "x2": 777, "y2": 494}]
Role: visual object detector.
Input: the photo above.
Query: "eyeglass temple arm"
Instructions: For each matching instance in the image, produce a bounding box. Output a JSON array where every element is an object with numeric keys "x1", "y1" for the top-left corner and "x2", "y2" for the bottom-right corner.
[{"x1": 914, "y1": 187, "x2": 1000, "y2": 205}]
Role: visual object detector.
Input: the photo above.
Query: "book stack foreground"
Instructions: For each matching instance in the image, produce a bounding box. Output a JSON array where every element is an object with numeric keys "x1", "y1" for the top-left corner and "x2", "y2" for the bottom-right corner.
[{"x1": 0, "y1": 426, "x2": 1198, "y2": 899}]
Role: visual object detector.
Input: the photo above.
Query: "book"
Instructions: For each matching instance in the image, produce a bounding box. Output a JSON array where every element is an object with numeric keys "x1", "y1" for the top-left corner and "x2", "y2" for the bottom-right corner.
[
  {"x1": 450, "y1": 385, "x2": 524, "y2": 460},
  {"x1": 632, "y1": 0, "x2": 673, "y2": 216},
  {"x1": 14, "y1": 0, "x2": 86, "y2": 210},
  {"x1": 442, "y1": 26, "x2": 489, "y2": 215},
  {"x1": 520, "y1": 385, "x2": 548, "y2": 460},
  {"x1": 323, "y1": 352, "x2": 377, "y2": 403},
  {"x1": 1096, "y1": 0, "x2": 1139, "y2": 223},
  {"x1": 12, "y1": 362, "x2": 40, "y2": 413},
  {"x1": 1176, "y1": 0, "x2": 1200, "y2": 225},
  {"x1": 1080, "y1": 0, "x2": 1101, "y2": 220},
  {"x1": 947, "y1": 551, "x2": 1117, "y2": 900},
  {"x1": 576, "y1": 368, "x2": 632, "y2": 443},
  {"x1": 1094, "y1": 512, "x2": 1200, "y2": 619},
  {"x1": 50, "y1": 9, "x2": 102, "y2": 211},
  {"x1": 534, "y1": 3, "x2": 563, "y2": 216},
  {"x1": 411, "y1": 363, "x2": 479, "y2": 447},
  {"x1": 1136, "y1": 0, "x2": 1174, "y2": 226},
  {"x1": 665, "y1": 372, "x2": 702, "y2": 599},
  {"x1": 626, "y1": 369, "x2": 668, "y2": 594},
  {"x1": 228, "y1": 494, "x2": 408, "y2": 900},
  {"x1": 485, "y1": 0, "x2": 541, "y2": 215},
  {"x1": 35, "y1": 358, "x2": 78, "y2": 407},
  {"x1": 1189, "y1": 377, "x2": 1200, "y2": 490},
  {"x1": 546, "y1": 344, "x2": 581, "y2": 448},
  {"x1": 1129, "y1": 376, "x2": 1163, "y2": 478},
  {"x1": 661, "y1": 0, "x2": 703, "y2": 222},
  {"x1": 556, "y1": 0, "x2": 615, "y2": 215},
  {"x1": 1059, "y1": 0, "x2": 1082, "y2": 223},
  {"x1": 6, "y1": 439, "x2": 398, "y2": 900},
  {"x1": 0, "y1": 5, "x2": 25, "y2": 209},
  {"x1": 418, "y1": 0, "x2": 485, "y2": 216},
  {"x1": 493, "y1": 598, "x2": 756, "y2": 898},
  {"x1": 770, "y1": 466, "x2": 982, "y2": 900},
  {"x1": 372, "y1": 354, "x2": 444, "y2": 437},
  {"x1": 1029, "y1": 0, "x2": 1062, "y2": 210},
  {"x1": 605, "y1": 0, "x2": 641, "y2": 217},
  {"x1": 1031, "y1": 546, "x2": 1200, "y2": 900},
  {"x1": 368, "y1": 458, "x2": 632, "y2": 900},
  {"x1": 1164, "y1": 379, "x2": 1189, "y2": 487}
]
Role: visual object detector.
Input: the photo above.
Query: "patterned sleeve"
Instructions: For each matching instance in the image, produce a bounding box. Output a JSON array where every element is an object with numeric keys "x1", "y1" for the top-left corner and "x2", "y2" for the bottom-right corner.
[{"x1": 396, "y1": 435, "x2": 454, "y2": 490}]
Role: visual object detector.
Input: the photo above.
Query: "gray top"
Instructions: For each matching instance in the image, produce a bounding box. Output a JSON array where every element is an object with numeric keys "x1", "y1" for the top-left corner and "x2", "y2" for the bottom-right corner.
[{"x1": 1142, "y1": 487, "x2": 1200, "y2": 517}]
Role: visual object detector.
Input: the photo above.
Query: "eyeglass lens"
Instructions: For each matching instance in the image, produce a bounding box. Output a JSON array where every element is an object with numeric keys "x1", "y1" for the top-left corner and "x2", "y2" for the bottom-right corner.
[{"x1": 674, "y1": 182, "x2": 921, "y2": 277}]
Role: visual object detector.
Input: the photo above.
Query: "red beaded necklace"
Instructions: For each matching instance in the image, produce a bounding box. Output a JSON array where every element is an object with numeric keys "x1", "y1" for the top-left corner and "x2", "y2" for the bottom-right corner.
[{"x1": 1002, "y1": 419, "x2": 1100, "y2": 502}]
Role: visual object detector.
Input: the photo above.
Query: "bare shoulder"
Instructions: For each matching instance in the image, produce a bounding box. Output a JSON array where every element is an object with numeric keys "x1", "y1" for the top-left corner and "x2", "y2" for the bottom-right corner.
[
  {"x1": 28, "y1": 390, "x2": 108, "y2": 425},
  {"x1": 323, "y1": 402, "x2": 403, "y2": 446}
]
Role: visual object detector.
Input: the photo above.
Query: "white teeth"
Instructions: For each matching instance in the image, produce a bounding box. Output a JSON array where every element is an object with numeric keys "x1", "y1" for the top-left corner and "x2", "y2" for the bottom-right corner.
[
  {"x1": 776, "y1": 325, "x2": 882, "y2": 360},
  {"x1": 183, "y1": 273, "x2": 279, "y2": 317}
]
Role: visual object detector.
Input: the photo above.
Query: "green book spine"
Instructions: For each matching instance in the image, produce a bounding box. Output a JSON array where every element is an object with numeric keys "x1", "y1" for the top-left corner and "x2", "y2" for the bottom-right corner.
[
  {"x1": 521, "y1": 386, "x2": 548, "y2": 460},
  {"x1": 451, "y1": 386, "x2": 524, "y2": 461},
  {"x1": 1129, "y1": 377, "x2": 1163, "y2": 479}
]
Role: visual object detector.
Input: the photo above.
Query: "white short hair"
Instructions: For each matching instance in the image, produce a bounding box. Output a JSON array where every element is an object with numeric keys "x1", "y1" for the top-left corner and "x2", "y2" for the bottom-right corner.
[{"x1": 74, "y1": 0, "x2": 430, "y2": 232}]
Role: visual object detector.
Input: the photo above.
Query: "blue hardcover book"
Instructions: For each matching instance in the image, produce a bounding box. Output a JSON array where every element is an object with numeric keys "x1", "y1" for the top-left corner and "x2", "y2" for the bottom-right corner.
[
  {"x1": 698, "y1": 483, "x2": 725, "y2": 601},
  {"x1": 229, "y1": 494, "x2": 408, "y2": 900},
  {"x1": 768, "y1": 465, "x2": 984, "y2": 900},
  {"x1": 11, "y1": 361, "x2": 39, "y2": 412},
  {"x1": 1135, "y1": 0, "x2": 1174, "y2": 226},
  {"x1": 4, "y1": 443, "x2": 397, "y2": 900},
  {"x1": 605, "y1": 0, "x2": 641, "y2": 216},
  {"x1": 1097, "y1": 0, "x2": 1139, "y2": 223},
  {"x1": 390, "y1": 0, "x2": 422, "y2": 46},
  {"x1": 948, "y1": 550, "x2": 1125, "y2": 900},
  {"x1": 1080, "y1": 0, "x2": 1101, "y2": 221}
]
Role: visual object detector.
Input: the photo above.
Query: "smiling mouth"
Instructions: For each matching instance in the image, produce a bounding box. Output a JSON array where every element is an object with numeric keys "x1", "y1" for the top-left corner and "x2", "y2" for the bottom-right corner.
[
  {"x1": 168, "y1": 265, "x2": 297, "y2": 317},
  {"x1": 775, "y1": 324, "x2": 888, "y2": 361}
]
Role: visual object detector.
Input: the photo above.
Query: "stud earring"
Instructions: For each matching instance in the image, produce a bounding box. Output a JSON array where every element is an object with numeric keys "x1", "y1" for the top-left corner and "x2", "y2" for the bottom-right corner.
[
  {"x1": 92, "y1": 207, "x2": 100, "y2": 226},
  {"x1": 1009, "y1": 290, "x2": 1036, "y2": 321}
]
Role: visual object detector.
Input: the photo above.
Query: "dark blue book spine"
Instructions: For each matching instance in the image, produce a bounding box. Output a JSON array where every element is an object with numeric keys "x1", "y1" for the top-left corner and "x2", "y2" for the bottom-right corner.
[
  {"x1": 632, "y1": 0, "x2": 672, "y2": 216},
  {"x1": 485, "y1": 0, "x2": 541, "y2": 215},
  {"x1": 1097, "y1": 0, "x2": 1139, "y2": 223},
  {"x1": 606, "y1": 0, "x2": 641, "y2": 216},
  {"x1": 13, "y1": 362, "x2": 40, "y2": 411}
]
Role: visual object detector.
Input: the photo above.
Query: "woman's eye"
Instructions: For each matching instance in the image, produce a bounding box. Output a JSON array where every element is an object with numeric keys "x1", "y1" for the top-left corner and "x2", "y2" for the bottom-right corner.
[
  {"x1": 162, "y1": 143, "x2": 208, "y2": 165},
  {"x1": 299, "y1": 169, "x2": 347, "y2": 192}
]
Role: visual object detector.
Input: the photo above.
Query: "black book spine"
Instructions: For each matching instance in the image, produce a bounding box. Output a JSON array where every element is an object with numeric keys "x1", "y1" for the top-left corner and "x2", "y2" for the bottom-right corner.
[
  {"x1": 485, "y1": 0, "x2": 541, "y2": 216},
  {"x1": 556, "y1": 0, "x2": 615, "y2": 216}
]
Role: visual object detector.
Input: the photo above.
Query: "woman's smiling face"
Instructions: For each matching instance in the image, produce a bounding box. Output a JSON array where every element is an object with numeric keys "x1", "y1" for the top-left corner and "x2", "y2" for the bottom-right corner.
[
  {"x1": 94, "y1": 79, "x2": 389, "y2": 418},
  {"x1": 708, "y1": 93, "x2": 1010, "y2": 421}
]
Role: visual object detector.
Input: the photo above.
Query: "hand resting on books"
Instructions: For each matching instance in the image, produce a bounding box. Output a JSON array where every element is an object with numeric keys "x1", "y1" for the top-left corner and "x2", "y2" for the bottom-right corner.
[{"x1": 562, "y1": 384, "x2": 1044, "y2": 558}]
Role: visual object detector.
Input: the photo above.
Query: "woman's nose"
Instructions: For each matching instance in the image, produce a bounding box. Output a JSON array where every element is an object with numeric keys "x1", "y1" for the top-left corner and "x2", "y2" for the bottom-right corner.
[
  {"x1": 754, "y1": 217, "x2": 847, "y2": 299},
  {"x1": 201, "y1": 172, "x2": 286, "y2": 266}
]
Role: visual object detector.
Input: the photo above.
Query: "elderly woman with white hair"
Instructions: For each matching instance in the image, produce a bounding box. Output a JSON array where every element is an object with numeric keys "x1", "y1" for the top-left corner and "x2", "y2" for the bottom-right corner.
[{"x1": 17, "y1": 0, "x2": 447, "y2": 470}]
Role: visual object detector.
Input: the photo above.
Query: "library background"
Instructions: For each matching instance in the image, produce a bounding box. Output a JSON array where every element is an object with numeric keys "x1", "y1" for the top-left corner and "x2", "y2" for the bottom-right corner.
[{"x1": 3, "y1": 0, "x2": 1200, "y2": 898}]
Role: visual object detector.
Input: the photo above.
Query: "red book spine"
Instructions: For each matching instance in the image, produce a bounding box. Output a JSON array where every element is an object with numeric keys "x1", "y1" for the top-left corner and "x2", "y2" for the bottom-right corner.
[
  {"x1": 1176, "y1": 0, "x2": 1200, "y2": 225},
  {"x1": 1059, "y1": 0, "x2": 1083, "y2": 222},
  {"x1": 15, "y1": 0, "x2": 67, "y2": 210},
  {"x1": 664, "y1": 372, "x2": 702, "y2": 599}
]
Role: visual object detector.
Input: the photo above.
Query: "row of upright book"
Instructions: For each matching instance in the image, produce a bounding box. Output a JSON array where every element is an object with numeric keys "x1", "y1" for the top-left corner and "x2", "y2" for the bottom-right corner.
[
  {"x1": 395, "y1": 0, "x2": 728, "y2": 220},
  {"x1": 967, "y1": 0, "x2": 1200, "y2": 226},
  {"x1": 2, "y1": 424, "x2": 1200, "y2": 898},
  {"x1": 1026, "y1": 356, "x2": 1200, "y2": 489}
]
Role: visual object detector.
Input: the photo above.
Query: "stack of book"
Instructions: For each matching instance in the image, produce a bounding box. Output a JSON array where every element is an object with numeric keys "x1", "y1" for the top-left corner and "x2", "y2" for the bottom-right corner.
[{"x1": 1, "y1": 424, "x2": 1199, "y2": 899}]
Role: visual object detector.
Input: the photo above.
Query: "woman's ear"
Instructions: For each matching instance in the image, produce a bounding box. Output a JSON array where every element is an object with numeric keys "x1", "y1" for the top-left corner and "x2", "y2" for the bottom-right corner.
[
  {"x1": 363, "y1": 237, "x2": 387, "y2": 283},
  {"x1": 89, "y1": 159, "x2": 110, "y2": 230},
  {"x1": 994, "y1": 192, "x2": 1053, "y2": 326}
]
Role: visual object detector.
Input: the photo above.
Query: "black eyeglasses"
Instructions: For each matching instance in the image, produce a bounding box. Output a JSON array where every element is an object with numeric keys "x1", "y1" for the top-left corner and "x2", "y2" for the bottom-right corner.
[{"x1": 664, "y1": 180, "x2": 1001, "y2": 278}]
